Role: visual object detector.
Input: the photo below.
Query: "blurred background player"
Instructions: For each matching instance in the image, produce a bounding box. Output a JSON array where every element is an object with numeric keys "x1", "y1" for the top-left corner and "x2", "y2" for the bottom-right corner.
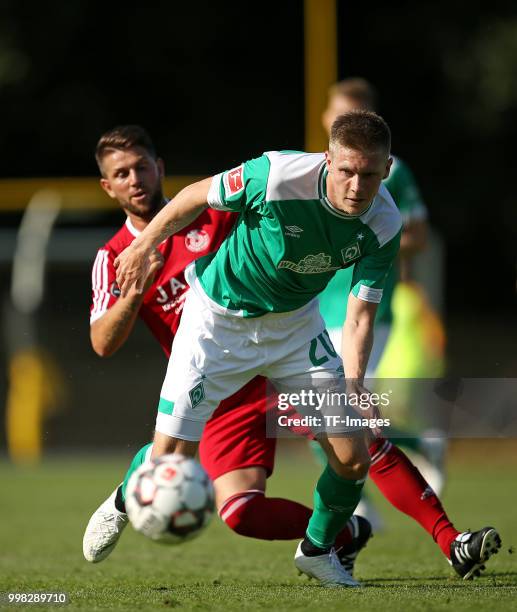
[
  {"x1": 84, "y1": 124, "x2": 500, "y2": 585},
  {"x1": 317, "y1": 78, "x2": 446, "y2": 527}
]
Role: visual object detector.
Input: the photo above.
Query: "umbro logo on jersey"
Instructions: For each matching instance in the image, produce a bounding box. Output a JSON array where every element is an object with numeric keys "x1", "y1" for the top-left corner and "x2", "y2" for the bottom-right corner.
[
  {"x1": 223, "y1": 165, "x2": 244, "y2": 198},
  {"x1": 285, "y1": 225, "x2": 304, "y2": 238}
]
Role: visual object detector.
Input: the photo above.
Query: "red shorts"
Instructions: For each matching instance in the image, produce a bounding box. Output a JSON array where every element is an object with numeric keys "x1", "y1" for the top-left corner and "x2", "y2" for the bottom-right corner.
[
  {"x1": 198, "y1": 376, "x2": 276, "y2": 481},
  {"x1": 198, "y1": 376, "x2": 314, "y2": 481}
]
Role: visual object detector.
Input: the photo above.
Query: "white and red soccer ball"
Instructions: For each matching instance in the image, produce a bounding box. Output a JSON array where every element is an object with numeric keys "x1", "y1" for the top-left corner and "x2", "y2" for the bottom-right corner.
[{"x1": 126, "y1": 454, "x2": 215, "y2": 544}]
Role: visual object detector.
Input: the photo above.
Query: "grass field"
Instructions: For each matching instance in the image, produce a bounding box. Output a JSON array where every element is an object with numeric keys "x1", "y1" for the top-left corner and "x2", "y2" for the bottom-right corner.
[{"x1": 1, "y1": 441, "x2": 516, "y2": 611}]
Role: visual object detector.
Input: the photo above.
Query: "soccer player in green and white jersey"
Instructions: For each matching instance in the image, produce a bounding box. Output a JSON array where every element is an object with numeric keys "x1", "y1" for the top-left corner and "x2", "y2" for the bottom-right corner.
[
  {"x1": 84, "y1": 127, "x2": 501, "y2": 585},
  {"x1": 114, "y1": 111, "x2": 401, "y2": 587}
]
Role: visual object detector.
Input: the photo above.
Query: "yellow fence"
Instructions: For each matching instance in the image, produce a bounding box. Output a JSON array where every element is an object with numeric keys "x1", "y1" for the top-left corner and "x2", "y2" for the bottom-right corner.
[{"x1": 0, "y1": 176, "x2": 203, "y2": 212}]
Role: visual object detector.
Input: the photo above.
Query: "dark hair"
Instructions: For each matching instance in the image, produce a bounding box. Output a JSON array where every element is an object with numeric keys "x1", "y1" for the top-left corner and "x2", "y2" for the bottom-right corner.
[
  {"x1": 329, "y1": 78, "x2": 378, "y2": 112},
  {"x1": 329, "y1": 110, "x2": 391, "y2": 154},
  {"x1": 95, "y1": 125, "x2": 157, "y2": 171}
]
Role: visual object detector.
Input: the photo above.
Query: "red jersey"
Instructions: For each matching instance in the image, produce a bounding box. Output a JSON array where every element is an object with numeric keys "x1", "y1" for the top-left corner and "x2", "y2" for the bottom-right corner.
[
  {"x1": 90, "y1": 209, "x2": 236, "y2": 357},
  {"x1": 90, "y1": 207, "x2": 308, "y2": 481}
]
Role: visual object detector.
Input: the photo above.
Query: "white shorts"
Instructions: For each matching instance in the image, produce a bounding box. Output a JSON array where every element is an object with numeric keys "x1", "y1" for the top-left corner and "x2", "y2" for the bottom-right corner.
[{"x1": 155, "y1": 286, "x2": 357, "y2": 441}]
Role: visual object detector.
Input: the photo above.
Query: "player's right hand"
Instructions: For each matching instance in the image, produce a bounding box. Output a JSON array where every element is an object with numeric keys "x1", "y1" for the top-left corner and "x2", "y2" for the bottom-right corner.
[
  {"x1": 114, "y1": 242, "x2": 152, "y2": 297},
  {"x1": 141, "y1": 249, "x2": 164, "y2": 292}
]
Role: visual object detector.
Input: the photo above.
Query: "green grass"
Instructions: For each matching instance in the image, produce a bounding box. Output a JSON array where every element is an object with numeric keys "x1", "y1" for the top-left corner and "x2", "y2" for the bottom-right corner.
[{"x1": 1, "y1": 442, "x2": 516, "y2": 611}]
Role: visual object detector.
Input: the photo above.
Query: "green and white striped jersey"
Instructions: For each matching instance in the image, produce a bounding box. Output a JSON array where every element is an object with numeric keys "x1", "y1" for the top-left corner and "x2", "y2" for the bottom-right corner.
[{"x1": 188, "y1": 151, "x2": 402, "y2": 318}]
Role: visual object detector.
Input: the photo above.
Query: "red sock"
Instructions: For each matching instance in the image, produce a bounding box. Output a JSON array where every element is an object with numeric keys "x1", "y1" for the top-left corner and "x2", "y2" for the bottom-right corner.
[
  {"x1": 369, "y1": 438, "x2": 459, "y2": 558},
  {"x1": 220, "y1": 490, "x2": 353, "y2": 548}
]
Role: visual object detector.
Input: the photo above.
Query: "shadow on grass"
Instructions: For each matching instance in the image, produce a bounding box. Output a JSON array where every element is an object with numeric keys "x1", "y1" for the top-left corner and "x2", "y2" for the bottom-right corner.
[
  {"x1": 147, "y1": 572, "x2": 517, "y2": 592},
  {"x1": 364, "y1": 576, "x2": 446, "y2": 583},
  {"x1": 364, "y1": 571, "x2": 517, "y2": 587}
]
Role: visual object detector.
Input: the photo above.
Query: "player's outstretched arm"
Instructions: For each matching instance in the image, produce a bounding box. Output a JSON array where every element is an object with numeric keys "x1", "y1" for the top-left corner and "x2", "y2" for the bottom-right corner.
[
  {"x1": 91, "y1": 249, "x2": 164, "y2": 357},
  {"x1": 115, "y1": 177, "x2": 212, "y2": 296},
  {"x1": 342, "y1": 293, "x2": 377, "y2": 383},
  {"x1": 342, "y1": 294, "x2": 381, "y2": 431},
  {"x1": 91, "y1": 295, "x2": 143, "y2": 357}
]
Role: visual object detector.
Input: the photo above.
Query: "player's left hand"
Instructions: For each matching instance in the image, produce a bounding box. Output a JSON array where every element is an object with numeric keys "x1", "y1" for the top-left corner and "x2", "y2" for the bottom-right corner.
[
  {"x1": 114, "y1": 242, "x2": 152, "y2": 297},
  {"x1": 346, "y1": 380, "x2": 383, "y2": 437}
]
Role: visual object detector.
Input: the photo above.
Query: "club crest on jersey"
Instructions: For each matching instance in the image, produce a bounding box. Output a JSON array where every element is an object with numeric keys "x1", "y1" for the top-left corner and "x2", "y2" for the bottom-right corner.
[
  {"x1": 278, "y1": 253, "x2": 340, "y2": 274},
  {"x1": 223, "y1": 165, "x2": 244, "y2": 198},
  {"x1": 341, "y1": 242, "x2": 362, "y2": 264},
  {"x1": 185, "y1": 229, "x2": 210, "y2": 252},
  {"x1": 189, "y1": 381, "x2": 205, "y2": 409}
]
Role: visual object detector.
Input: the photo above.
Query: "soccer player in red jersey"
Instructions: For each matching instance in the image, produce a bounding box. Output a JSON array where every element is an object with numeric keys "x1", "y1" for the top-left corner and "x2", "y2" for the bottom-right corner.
[{"x1": 83, "y1": 125, "x2": 500, "y2": 583}]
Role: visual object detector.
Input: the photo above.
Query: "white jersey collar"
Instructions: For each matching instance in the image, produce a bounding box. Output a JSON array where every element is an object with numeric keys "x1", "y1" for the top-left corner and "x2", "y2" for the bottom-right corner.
[{"x1": 125, "y1": 217, "x2": 141, "y2": 237}]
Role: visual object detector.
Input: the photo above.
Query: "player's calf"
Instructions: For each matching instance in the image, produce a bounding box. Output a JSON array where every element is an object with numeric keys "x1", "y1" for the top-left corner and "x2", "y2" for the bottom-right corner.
[{"x1": 220, "y1": 489, "x2": 372, "y2": 574}]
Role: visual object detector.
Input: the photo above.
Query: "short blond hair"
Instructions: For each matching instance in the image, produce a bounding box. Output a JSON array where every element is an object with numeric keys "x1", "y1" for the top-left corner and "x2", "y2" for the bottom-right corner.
[{"x1": 329, "y1": 110, "x2": 390, "y2": 154}]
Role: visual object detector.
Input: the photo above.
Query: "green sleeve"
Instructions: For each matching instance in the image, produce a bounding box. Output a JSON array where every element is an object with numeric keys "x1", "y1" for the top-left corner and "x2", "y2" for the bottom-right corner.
[
  {"x1": 384, "y1": 158, "x2": 427, "y2": 223},
  {"x1": 207, "y1": 155, "x2": 270, "y2": 212},
  {"x1": 351, "y1": 230, "x2": 401, "y2": 302}
]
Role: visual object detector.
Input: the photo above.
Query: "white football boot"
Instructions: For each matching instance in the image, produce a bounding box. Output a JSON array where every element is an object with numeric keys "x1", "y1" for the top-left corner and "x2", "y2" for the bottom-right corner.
[
  {"x1": 294, "y1": 542, "x2": 361, "y2": 587},
  {"x1": 83, "y1": 485, "x2": 128, "y2": 563}
]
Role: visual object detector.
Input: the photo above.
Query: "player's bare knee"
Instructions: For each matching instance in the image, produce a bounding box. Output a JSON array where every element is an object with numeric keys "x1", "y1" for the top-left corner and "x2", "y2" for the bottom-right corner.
[
  {"x1": 348, "y1": 455, "x2": 371, "y2": 479},
  {"x1": 324, "y1": 435, "x2": 371, "y2": 479},
  {"x1": 331, "y1": 455, "x2": 370, "y2": 480},
  {"x1": 214, "y1": 467, "x2": 267, "y2": 512}
]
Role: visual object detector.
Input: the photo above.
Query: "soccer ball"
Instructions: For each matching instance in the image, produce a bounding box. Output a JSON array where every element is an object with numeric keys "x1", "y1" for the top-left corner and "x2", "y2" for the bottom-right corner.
[{"x1": 125, "y1": 454, "x2": 215, "y2": 544}]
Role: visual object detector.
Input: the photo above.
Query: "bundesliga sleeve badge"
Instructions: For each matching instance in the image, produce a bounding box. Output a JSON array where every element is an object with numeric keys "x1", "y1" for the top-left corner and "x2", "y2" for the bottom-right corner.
[{"x1": 223, "y1": 165, "x2": 244, "y2": 199}]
